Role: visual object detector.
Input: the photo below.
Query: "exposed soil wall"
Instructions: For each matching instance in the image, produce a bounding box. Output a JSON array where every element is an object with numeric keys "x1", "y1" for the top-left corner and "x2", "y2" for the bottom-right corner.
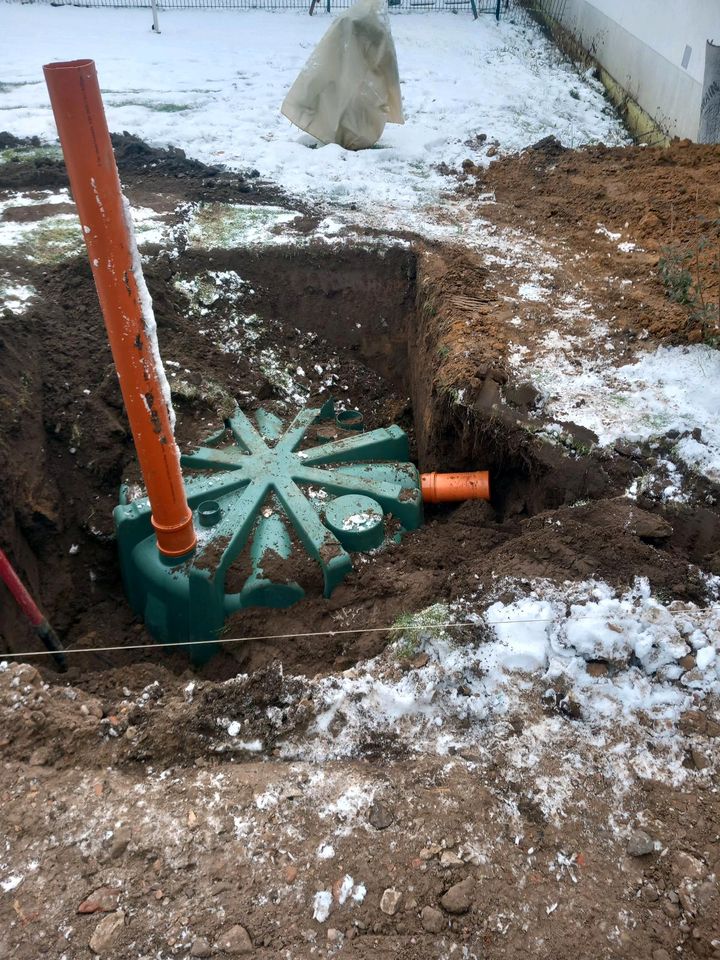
[{"x1": 1, "y1": 135, "x2": 720, "y2": 694}]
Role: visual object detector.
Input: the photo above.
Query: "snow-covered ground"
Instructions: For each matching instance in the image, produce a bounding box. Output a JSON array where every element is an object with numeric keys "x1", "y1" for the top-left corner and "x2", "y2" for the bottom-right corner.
[
  {"x1": 0, "y1": 4, "x2": 626, "y2": 230},
  {"x1": 204, "y1": 576, "x2": 720, "y2": 766},
  {"x1": 2, "y1": 5, "x2": 720, "y2": 735}
]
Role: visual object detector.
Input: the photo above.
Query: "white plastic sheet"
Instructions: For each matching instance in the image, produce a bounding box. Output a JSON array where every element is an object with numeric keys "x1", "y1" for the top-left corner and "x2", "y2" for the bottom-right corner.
[{"x1": 281, "y1": 0, "x2": 404, "y2": 151}]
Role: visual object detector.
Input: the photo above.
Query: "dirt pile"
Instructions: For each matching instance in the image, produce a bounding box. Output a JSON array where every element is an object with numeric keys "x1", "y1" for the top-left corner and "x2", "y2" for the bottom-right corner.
[
  {"x1": 460, "y1": 139, "x2": 720, "y2": 342},
  {"x1": 1, "y1": 656, "x2": 719, "y2": 960},
  {"x1": 0, "y1": 130, "x2": 289, "y2": 204}
]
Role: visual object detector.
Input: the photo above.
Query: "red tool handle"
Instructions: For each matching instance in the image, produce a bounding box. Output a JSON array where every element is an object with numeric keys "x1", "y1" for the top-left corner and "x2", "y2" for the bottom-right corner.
[
  {"x1": 0, "y1": 548, "x2": 44, "y2": 627},
  {"x1": 0, "y1": 548, "x2": 66, "y2": 669}
]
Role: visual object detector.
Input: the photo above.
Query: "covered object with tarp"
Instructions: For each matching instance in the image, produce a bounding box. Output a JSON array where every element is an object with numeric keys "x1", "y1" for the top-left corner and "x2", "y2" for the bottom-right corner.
[{"x1": 281, "y1": 0, "x2": 404, "y2": 150}]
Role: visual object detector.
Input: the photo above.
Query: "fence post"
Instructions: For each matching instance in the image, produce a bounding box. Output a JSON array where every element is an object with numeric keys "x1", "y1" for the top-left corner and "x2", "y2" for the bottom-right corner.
[{"x1": 151, "y1": 0, "x2": 161, "y2": 33}]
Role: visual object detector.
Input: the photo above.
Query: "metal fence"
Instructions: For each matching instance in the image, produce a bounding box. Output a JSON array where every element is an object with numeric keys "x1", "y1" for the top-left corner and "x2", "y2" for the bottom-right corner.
[
  {"x1": 516, "y1": 0, "x2": 566, "y2": 23},
  {"x1": 5, "y1": 0, "x2": 541, "y2": 17}
]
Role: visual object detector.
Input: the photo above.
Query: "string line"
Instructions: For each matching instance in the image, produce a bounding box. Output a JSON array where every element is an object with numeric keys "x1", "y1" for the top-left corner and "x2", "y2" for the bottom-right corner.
[{"x1": 5, "y1": 606, "x2": 718, "y2": 660}]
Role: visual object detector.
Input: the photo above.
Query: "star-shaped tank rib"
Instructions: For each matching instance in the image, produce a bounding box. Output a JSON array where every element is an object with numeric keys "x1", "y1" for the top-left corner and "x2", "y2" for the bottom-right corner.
[{"x1": 114, "y1": 401, "x2": 422, "y2": 660}]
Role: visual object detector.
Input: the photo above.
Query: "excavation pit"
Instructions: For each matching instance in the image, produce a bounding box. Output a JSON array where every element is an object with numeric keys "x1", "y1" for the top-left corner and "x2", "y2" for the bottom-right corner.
[{"x1": 2, "y1": 137, "x2": 720, "y2": 696}]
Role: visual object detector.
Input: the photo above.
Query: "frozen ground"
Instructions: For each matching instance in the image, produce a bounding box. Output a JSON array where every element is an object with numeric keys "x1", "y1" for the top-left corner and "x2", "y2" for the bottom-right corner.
[
  {"x1": 1, "y1": 6, "x2": 719, "y2": 747},
  {"x1": 203, "y1": 576, "x2": 720, "y2": 765},
  {"x1": 0, "y1": 4, "x2": 627, "y2": 230},
  {"x1": 4, "y1": 6, "x2": 716, "y2": 482}
]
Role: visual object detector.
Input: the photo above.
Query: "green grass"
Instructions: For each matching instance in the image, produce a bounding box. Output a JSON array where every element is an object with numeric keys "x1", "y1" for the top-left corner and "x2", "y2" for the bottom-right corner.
[
  {"x1": 187, "y1": 203, "x2": 300, "y2": 250},
  {"x1": 389, "y1": 603, "x2": 451, "y2": 661},
  {"x1": 0, "y1": 144, "x2": 62, "y2": 165}
]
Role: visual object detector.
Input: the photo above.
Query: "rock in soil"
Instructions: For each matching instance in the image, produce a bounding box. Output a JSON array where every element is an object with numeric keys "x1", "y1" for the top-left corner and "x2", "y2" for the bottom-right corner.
[
  {"x1": 78, "y1": 886, "x2": 120, "y2": 914},
  {"x1": 216, "y1": 924, "x2": 253, "y2": 955},
  {"x1": 440, "y1": 876, "x2": 475, "y2": 914},
  {"x1": 626, "y1": 830, "x2": 655, "y2": 857},
  {"x1": 368, "y1": 800, "x2": 394, "y2": 830},
  {"x1": 380, "y1": 888, "x2": 402, "y2": 916},
  {"x1": 421, "y1": 905, "x2": 445, "y2": 932},
  {"x1": 190, "y1": 938, "x2": 212, "y2": 958},
  {"x1": 89, "y1": 911, "x2": 125, "y2": 954}
]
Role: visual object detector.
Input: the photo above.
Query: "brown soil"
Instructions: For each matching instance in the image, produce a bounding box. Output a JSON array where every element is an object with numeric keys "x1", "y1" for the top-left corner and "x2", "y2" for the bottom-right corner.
[
  {"x1": 0, "y1": 131, "x2": 295, "y2": 207},
  {"x1": 1, "y1": 659, "x2": 718, "y2": 960},
  {"x1": 1, "y1": 136, "x2": 720, "y2": 960},
  {"x1": 3, "y1": 134, "x2": 720, "y2": 679},
  {"x1": 458, "y1": 138, "x2": 720, "y2": 342}
]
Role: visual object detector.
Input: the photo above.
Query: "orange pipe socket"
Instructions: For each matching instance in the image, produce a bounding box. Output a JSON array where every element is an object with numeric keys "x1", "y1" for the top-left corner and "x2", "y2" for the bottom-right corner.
[
  {"x1": 43, "y1": 60, "x2": 195, "y2": 558},
  {"x1": 421, "y1": 470, "x2": 491, "y2": 504}
]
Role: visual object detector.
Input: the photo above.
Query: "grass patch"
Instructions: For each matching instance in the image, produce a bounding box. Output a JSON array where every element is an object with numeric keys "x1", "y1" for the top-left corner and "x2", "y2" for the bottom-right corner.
[
  {"x1": 187, "y1": 203, "x2": 301, "y2": 250},
  {"x1": 109, "y1": 99, "x2": 194, "y2": 113},
  {"x1": 0, "y1": 144, "x2": 62, "y2": 165},
  {"x1": 389, "y1": 603, "x2": 451, "y2": 661}
]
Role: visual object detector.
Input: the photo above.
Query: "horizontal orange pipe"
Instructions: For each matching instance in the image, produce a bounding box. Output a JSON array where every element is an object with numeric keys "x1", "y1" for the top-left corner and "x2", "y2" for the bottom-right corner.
[
  {"x1": 43, "y1": 60, "x2": 195, "y2": 558},
  {"x1": 421, "y1": 470, "x2": 490, "y2": 504}
]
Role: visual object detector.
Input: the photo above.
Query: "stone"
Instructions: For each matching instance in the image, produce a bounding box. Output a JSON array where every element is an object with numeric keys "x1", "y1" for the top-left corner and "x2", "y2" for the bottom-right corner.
[
  {"x1": 283, "y1": 865, "x2": 298, "y2": 885},
  {"x1": 651, "y1": 950, "x2": 671, "y2": 960},
  {"x1": 84, "y1": 698, "x2": 104, "y2": 720},
  {"x1": 419, "y1": 845, "x2": 441, "y2": 861},
  {"x1": 486, "y1": 145, "x2": 497, "y2": 157},
  {"x1": 662, "y1": 900, "x2": 681, "y2": 920},
  {"x1": 216, "y1": 924, "x2": 253, "y2": 955},
  {"x1": 421, "y1": 906, "x2": 444, "y2": 933},
  {"x1": 691, "y1": 747, "x2": 709, "y2": 770},
  {"x1": 626, "y1": 830, "x2": 654, "y2": 857},
  {"x1": 380, "y1": 888, "x2": 402, "y2": 916},
  {"x1": 586, "y1": 660, "x2": 609, "y2": 678},
  {"x1": 672, "y1": 851, "x2": 706, "y2": 881},
  {"x1": 29, "y1": 746, "x2": 51, "y2": 766},
  {"x1": 108, "y1": 828, "x2": 131, "y2": 859},
  {"x1": 440, "y1": 877, "x2": 475, "y2": 914},
  {"x1": 89, "y1": 911, "x2": 125, "y2": 954},
  {"x1": 368, "y1": 801, "x2": 394, "y2": 831},
  {"x1": 326, "y1": 928, "x2": 342, "y2": 943},
  {"x1": 78, "y1": 887, "x2": 120, "y2": 914},
  {"x1": 12, "y1": 663, "x2": 42, "y2": 687},
  {"x1": 190, "y1": 938, "x2": 212, "y2": 958},
  {"x1": 439, "y1": 850, "x2": 464, "y2": 867}
]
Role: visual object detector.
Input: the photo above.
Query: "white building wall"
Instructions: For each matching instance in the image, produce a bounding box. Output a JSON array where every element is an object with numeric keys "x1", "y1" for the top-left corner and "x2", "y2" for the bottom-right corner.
[{"x1": 554, "y1": 0, "x2": 720, "y2": 139}]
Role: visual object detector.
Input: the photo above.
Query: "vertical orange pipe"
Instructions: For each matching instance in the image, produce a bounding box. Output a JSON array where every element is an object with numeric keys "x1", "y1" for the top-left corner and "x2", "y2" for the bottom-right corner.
[{"x1": 43, "y1": 59, "x2": 195, "y2": 558}]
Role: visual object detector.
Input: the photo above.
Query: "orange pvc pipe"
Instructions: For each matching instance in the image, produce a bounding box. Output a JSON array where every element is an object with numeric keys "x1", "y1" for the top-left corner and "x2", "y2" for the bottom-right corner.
[
  {"x1": 421, "y1": 470, "x2": 490, "y2": 504},
  {"x1": 43, "y1": 60, "x2": 195, "y2": 558}
]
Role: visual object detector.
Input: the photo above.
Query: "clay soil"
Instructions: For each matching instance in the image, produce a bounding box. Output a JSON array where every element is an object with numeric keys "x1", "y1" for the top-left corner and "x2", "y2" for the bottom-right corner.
[{"x1": 1, "y1": 136, "x2": 719, "y2": 960}]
